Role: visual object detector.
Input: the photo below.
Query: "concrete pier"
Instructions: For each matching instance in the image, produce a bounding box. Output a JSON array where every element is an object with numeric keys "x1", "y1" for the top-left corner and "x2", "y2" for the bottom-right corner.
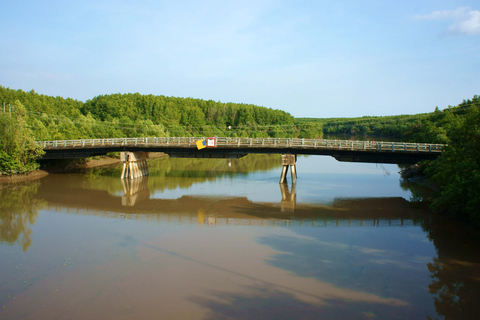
[
  {"x1": 120, "y1": 152, "x2": 149, "y2": 180},
  {"x1": 279, "y1": 154, "x2": 297, "y2": 184}
]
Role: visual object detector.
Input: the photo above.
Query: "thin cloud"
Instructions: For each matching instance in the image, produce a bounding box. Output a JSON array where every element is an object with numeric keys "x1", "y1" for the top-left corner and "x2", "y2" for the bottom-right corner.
[{"x1": 415, "y1": 6, "x2": 480, "y2": 35}]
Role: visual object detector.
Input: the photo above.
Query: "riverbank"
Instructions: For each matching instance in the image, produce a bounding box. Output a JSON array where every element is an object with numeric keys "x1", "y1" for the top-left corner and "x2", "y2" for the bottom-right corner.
[
  {"x1": 73, "y1": 152, "x2": 167, "y2": 169},
  {"x1": 0, "y1": 152, "x2": 168, "y2": 183},
  {"x1": 400, "y1": 163, "x2": 436, "y2": 190},
  {"x1": 0, "y1": 169, "x2": 49, "y2": 184}
]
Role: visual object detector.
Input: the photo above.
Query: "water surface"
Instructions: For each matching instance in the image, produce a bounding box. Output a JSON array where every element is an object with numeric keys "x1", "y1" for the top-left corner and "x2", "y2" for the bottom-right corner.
[{"x1": 1, "y1": 155, "x2": 479, "y2": 319}]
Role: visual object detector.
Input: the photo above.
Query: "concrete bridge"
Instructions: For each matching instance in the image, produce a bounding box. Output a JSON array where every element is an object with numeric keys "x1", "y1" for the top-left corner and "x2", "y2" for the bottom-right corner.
[{"x1": 38, "y1": 136, "x2": 445, "y2": 181}]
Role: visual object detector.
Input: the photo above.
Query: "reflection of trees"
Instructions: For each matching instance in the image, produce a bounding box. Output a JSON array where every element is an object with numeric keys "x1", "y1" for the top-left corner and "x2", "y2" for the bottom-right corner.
[
  {"x1": 397, "y1": 164, "x2": 437, "y2": 204},
  {"x1": 0, "y1": 182, "x2": 45, "y2": 251},
  {"x1": 70, "y1": 154, "x2": 282, "y2": 195},
  {"x1": 399, "y1": 177, "x2": 432, "y2": 203},
  {"x1": 421, "y1": 217, "x2": 480, "y2": 320}
]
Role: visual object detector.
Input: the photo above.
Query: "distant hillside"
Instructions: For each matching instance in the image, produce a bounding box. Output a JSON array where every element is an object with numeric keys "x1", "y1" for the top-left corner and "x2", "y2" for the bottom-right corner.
[
  {"x1": 1, "y1": 86, "x2": 312, "y2": 140},
  {"x1": 1, "y1": 85, "x2": 478, "y2": 144},
  {"x1": 296, "y1": 96, "x2": 479, "y2": 143}
]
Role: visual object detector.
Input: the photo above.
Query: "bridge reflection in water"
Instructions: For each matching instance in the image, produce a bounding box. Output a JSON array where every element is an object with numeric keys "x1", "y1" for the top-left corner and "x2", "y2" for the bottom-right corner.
[{"x1": 39, "y1": 176, "x2": 423, "y2": 229}]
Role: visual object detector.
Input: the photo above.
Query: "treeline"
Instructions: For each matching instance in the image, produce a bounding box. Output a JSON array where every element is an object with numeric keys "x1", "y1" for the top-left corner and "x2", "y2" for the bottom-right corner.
[
  {"x1": 0, "y1": 86, "x2": 311, "y2": 140},
  {"x1": 297, "y1": 96, "x2": 479, "y2": 144},
  {"x1": 82, "y1": 93, "x2": 296, "y2": 137}
]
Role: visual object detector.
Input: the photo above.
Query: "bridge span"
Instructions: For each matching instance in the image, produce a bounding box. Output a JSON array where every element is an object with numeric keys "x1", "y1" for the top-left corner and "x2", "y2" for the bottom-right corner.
[
  {"x1": 39, "y1": 136, "x2": 445, "y2": 181},
  {"x1": 39, "y1": 136, "x2": 444, "y2": 163}
]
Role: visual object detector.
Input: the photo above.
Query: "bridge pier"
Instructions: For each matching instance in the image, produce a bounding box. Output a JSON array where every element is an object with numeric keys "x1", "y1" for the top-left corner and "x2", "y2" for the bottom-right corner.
[
  {"x1": 120, "y1": 152, "x2": 149, "y2": 180},
  {"x1": 280, "y1": 154, "x2": 297, "y2": 184}
]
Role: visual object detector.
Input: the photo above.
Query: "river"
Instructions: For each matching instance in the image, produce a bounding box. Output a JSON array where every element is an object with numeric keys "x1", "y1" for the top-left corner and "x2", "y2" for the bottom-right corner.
[{"x1": 1, "y1": 154, "x2": 479, "y2": 319}]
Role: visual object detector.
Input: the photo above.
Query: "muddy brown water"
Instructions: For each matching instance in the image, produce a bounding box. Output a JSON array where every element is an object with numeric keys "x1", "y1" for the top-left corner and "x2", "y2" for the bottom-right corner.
[{"x1": 1, "y1": 155, "x2": 479, "y2": 319}]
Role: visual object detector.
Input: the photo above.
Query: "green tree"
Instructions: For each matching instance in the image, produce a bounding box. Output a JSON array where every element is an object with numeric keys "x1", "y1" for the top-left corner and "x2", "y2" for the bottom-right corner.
[
  {"x1": 425, "y1": 106, "x2": 480, "y2": 222},
  {"x1": 0, "y1": 101, "x2": 44, "y2": 174}
]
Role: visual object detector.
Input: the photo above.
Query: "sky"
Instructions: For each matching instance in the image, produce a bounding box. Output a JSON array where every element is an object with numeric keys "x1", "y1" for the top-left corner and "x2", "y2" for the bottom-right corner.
[{"x1": 1, "y1": 0, "x2": 479, "y2": 118}]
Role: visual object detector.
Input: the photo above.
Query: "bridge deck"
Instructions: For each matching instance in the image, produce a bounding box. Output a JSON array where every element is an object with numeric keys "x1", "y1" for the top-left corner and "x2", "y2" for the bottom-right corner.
[{"x1": 39, "y1": 137, "x2": 445, "y2": 164}]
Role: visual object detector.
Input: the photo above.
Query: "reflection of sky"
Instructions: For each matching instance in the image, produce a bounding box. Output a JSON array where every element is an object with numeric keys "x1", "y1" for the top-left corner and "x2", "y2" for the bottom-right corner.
[
  {"x1": 256, "y1": 225, "x2": 438, "y2": 318},
  {"x1": 3, "y1": 210, "x2": 434, "y2": 319},
  {"x1": 151, "y1": 155, "x2": 411, "y2": 203},
  {"x1": 1, "y1": 158, "x2": 443, "y2": 319}
]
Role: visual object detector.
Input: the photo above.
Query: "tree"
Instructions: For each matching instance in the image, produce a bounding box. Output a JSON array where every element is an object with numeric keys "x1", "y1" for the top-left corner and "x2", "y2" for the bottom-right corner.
[
  {"x1": 0, "y1": 101, "x2": 44, "y2": 174},
  {"x1": 425, "y1": 106, "x2": 480, "y2": 222}
]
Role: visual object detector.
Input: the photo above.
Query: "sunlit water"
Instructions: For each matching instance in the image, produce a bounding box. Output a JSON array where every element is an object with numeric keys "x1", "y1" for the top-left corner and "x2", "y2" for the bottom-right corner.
[{"x1": 1, "y1": 155, "x2": 479, "y2": 319}]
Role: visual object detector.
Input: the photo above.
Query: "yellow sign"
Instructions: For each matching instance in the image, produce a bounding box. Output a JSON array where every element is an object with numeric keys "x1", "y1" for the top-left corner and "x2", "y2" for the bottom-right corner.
[{"x1": 196, "y1": 139, "x2": 206, "y2": 150}]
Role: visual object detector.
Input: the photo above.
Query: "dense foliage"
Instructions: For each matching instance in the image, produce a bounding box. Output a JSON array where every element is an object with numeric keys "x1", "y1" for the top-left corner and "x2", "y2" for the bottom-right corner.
[
  {"x1": 0, "y1": 100, "x2": 44, "y2": 174},
  {"x1": 424, "y1": 105, "x2": 480, "y2": 222},
  {"x1": 297, "y1": 96, "x2": 479, "y2": 144},
  {"x1": 0, "y1": 86, "x2": 303, "y2": 141}
]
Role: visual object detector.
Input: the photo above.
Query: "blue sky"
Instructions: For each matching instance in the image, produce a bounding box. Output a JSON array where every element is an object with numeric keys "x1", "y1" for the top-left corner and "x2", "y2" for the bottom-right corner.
[{"x1": 1, "y1": 0, "x2": 479, "y2": 117}]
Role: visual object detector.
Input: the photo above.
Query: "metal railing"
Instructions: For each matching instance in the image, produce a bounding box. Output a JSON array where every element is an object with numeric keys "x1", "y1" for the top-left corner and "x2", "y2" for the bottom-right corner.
[{"x1": 38, "y1": 137, "x2": 446, "y2": 153}]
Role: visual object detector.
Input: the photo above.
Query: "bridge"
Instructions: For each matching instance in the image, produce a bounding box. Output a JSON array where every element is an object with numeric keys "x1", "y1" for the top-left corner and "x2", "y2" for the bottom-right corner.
[{"x1": 38, "y1": 136, "x2": 445, "y2": 181}]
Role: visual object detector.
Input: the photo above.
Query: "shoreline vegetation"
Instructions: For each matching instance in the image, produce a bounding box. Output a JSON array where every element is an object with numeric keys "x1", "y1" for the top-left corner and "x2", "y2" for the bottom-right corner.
[
  {"x1": 0, "y1": 152, "x2": 168, "y2": 184},
  {"x1": 1, "y1": 86, "x2": 479, "y2": 226}
]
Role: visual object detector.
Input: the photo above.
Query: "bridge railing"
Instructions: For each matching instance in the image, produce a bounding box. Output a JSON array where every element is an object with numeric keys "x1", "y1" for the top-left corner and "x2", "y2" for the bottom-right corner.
[{"x1": 38, "y1": 137, "x2": 446, "y2": 153}]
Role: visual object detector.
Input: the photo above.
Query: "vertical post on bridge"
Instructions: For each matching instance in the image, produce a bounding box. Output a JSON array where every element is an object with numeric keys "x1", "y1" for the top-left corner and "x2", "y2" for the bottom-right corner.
[{"x1": 280, "y1": 154, "x2": 297, "y2": 184}]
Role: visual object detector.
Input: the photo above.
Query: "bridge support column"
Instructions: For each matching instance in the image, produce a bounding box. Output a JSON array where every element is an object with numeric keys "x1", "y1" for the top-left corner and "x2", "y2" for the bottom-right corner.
[
  {"x1": 120, "y1": 152, "x2": 149, "y2": 180},
  {"x1": 280, "y1": 154, "x2": 297, "y2": 184}
]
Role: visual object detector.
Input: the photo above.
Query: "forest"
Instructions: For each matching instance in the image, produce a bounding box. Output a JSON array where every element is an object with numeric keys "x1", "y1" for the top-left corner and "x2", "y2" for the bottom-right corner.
[
  {"x1": 0, "y1": 86, "x2": 314, "y2": 142},
  {"x1": 1, "y1": 86, "x2": 479, "y2": 225},
  {"x1": 296, "y1": 97, "x2": 479, "y2": 144}
]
